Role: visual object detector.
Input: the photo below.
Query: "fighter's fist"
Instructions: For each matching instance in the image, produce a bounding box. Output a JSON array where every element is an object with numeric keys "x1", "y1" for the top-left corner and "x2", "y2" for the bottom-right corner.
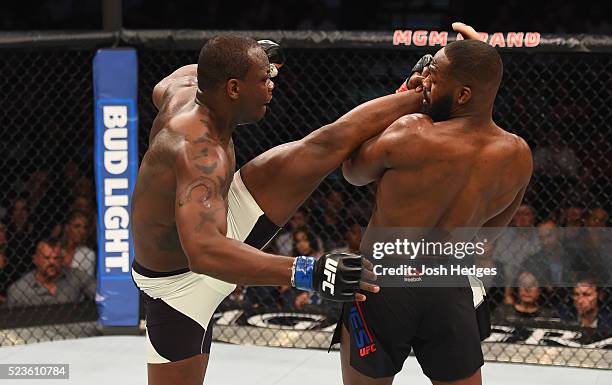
[
  {"x1": 396, "y1": 54, "x2": 433, "y2": 94},
  {"x1": 258, "y1": 39, "x2": 285, "y2": 78},
  {"x1": 292, "y1": 253, "x2": 378, "y2": 302}
]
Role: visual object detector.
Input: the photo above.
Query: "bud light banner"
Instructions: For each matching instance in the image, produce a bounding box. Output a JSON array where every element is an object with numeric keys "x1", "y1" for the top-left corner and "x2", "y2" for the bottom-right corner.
[{"x1": 93, "y1": 48, "x2": 139, "y2": 326}]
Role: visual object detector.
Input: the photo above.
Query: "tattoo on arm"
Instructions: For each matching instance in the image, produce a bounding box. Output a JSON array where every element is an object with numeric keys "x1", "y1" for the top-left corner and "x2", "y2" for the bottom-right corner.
[
  {"x1": 178, "y1": 176, "x2": 218, "y2": 207},
  {"x1": 193, "y1": 147, "x2": 209, "y2": 160},
  {"x1": 194, "y1": 208, "x2": 224, "y2": 232},
  {"x1": 194, "y1": 128, "x2": 214, "y2": 145},
  {"x1": 195, "y1": 161, "x2": 218, "y2": 174}
]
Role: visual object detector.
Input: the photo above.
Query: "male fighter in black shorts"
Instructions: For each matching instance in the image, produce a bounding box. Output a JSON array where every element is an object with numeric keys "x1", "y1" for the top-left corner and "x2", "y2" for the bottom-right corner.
[{"x1": 335, "y1": 23, "x2": 533, "y2": 385}]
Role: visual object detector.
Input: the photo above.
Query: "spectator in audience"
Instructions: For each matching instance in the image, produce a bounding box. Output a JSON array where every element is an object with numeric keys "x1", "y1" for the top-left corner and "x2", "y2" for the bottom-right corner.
[
  {"x1": 61, "y1": 211, "x2": 96, "y2": 277},
  {"x1": 50, "y1": 195, "x2": 98, "y2": 247},
  {"x1": 586, "y1": 207, "x2": 609, "y2": 227},
  {"x1": 493, "y1": 204, "x2": 541, "y2": 304},
  {"x1": 493, "y1": 271, "x2": 556, "y2": 322},
  {"x1": 521, "y1": 220, "x2": 575, "y2": 287},
  {"x1": 560, "y1": 202, "x2": 585, "y2": 228},
  {"x1": 71, "y1": 195, "x2": 95, "y2": 217},
  {"x1": 559, "y1": 276, "x2": 612, "y2": 330},
  {"x1": 4, "y1": 238, "x2": 96, "y2": 308},
  {"x1": 292, "y1": 227, "x2": 323, "y2": 258},
  {"x1": 274, "y1": 208, "x2": 323, "y2": 256},
  {"x1": 512, "y1": 203, "x2": 537, "y2": 227},
  {"x1": 330, "y1": 221, "x2": 362, "y2": 254},
  {"x1": 291, "y1": 227, "x2": 324, "y2": 310},
  {"x1": 5, "y1": 197, "x2": 38, "y2": 274}
]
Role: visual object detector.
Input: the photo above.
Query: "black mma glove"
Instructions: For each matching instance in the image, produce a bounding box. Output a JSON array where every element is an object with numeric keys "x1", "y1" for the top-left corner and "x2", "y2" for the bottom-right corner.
[
  {"x1": 292, "y1": 253, "x2": 363, "y2": 302},
  {"x1": 258, "y1": 39, "x2": 285, "y2": 78}
]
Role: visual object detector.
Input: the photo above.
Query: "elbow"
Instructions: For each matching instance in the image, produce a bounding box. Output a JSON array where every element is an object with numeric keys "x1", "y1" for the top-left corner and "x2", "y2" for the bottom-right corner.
[
  {"x1": 152, "y1": 83, "x2": 165, "y2": 110},
  {"x1": 342, "y1": 161, "x2": 369, "y2": 186},
  {"x1": 187, "y1": 257, "x2": 207, "y2": 275},
  {"x1": 183, "y1": 240, "x2": 216, "y2": 275}
]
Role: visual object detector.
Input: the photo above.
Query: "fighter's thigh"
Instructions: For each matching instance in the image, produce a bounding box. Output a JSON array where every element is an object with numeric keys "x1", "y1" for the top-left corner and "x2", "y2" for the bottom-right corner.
[
  {"x1": 241, "y1": 138, "x2": 345, "y2": 225},
  {"x1": 340, "y1": 325, "x2": 394, "y2": 385},
  {"x1": 147, "y1": 353, "x2": 209, "y2": 385},
  {"x1": 430, "y1": 369, "x2": 481, "y2": 385}
]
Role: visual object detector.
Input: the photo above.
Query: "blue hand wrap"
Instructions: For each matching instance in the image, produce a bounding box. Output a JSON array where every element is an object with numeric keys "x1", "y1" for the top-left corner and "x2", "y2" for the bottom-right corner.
[{"x1": 294, "y1": 256, "x2": 316, "y2": 291}]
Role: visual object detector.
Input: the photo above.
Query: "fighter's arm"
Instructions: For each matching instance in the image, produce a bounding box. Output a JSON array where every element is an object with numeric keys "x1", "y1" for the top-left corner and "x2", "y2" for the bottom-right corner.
[
  {"x1": 341, "y1": 128, "x2": 394, "y2": 187},
  {"x1": 308, "y1": 90, "x2": 426, "y2": 160},
  {"x1": 174, "y1": 139, "x2": 294, "y2": 285},
  {"x1": 152, "y1": 64, "x2": 198, "y2": 109},
  {"x1": 342, "y1": 114, "x2": 430, "y2": 186}
]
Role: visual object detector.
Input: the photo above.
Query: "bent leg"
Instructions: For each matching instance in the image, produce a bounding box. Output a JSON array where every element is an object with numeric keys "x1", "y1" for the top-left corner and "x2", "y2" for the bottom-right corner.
[
  {"x1": 147, "y1": 354, "x2": 209, "y2": 385},
  {"x1": 241, "y1": 132, "x2": 347, "y2": 226}
]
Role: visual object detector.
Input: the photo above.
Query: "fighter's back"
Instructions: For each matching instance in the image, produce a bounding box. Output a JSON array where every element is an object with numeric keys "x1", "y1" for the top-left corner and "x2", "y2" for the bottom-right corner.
[{"x1": 368, "y1": 114, "x2": 531, "y2": 230}]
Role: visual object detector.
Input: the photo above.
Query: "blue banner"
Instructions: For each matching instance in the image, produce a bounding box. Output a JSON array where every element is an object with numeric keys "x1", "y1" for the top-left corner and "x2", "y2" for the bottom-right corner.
[{"x1": 93, "y1": 48, "x2": 139, "y2": 326}]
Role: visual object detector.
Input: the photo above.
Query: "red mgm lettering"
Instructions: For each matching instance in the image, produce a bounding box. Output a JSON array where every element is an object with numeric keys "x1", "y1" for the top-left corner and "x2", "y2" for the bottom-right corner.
[{"x1": 393, "y1": 30, "x2": 540, "y2": 48}]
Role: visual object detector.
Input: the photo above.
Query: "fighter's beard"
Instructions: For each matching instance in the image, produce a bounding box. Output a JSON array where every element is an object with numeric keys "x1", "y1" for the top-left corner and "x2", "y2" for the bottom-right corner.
[{"x1": 424, "y1": 92, "x2": 453, "y2": 122}]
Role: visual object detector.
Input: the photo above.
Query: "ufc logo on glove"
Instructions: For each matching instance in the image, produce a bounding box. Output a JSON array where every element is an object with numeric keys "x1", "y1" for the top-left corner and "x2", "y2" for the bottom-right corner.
[{"x1": 322, "y1": 258, "x2": 338, "y2": 295}]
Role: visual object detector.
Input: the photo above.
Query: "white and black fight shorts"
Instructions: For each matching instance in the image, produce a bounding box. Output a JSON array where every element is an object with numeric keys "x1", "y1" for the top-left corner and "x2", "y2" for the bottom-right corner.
[{"x1": 131, "y1": 170, "x2": 281, "y2": 364}]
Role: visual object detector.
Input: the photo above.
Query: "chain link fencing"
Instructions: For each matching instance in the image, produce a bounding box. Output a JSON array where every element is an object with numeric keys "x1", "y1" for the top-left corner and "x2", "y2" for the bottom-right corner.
[
  {"x1": 1, "y1": 31, "x2": 611, "y2": 368},
  {"x1": 0, "y1": 46, "x2": 100, "y2": 345}
]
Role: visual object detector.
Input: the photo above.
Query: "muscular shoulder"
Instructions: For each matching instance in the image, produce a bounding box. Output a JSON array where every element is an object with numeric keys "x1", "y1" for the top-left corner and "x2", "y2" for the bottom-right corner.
[
  {"x1": 391, "y1": 113, "x2": 433, "y2": 131},
  {"x1": 153, "y1": 76, "x2": 197, "y2": 111},
  {"x1": 383, "y1": 113, "x2": 433, "y2": 153},
  {"x1": 382, "y1": 113, "x2": 433, "y2": 144}
]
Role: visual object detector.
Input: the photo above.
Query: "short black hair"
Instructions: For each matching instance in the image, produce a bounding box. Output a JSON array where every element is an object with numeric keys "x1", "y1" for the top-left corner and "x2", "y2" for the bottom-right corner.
[
  {"x1": 575, "y1": 274, "x2": 600, "y2": 290},
  {"x1": 443, "y1": 40, "x2": 503, "y2": 91},
  {"x1": 64, "y1": 210, "x2": 88, "y2": 226},
  {"x1": 197, "y1": 35, "x2": 260, "y2": 91},
  {"x1": 38, "y1": 237, "x2": 60, "y2": 249}
]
